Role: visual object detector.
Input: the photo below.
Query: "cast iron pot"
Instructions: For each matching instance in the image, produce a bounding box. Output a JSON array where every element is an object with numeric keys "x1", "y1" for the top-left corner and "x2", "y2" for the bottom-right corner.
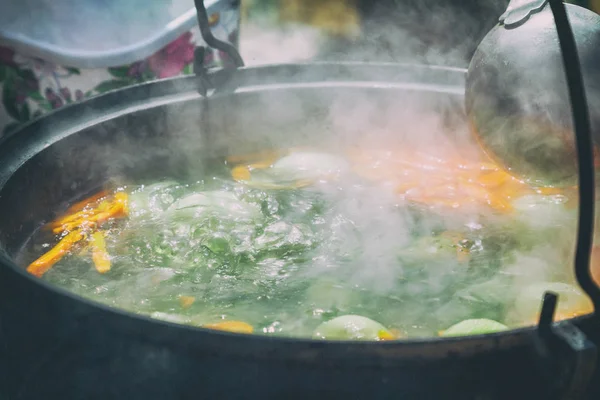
[{"x1": 0, "y1": 62, "x2": 598, "y2": 400}]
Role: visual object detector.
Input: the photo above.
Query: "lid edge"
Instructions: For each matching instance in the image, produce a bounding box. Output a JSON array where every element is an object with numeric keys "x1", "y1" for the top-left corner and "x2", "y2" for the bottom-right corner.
[{"x1": 0, "y1": 0, "x2": 231, "y2": 69}]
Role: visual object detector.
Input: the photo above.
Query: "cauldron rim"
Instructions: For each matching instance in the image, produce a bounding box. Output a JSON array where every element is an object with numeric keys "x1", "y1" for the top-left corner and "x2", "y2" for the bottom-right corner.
[{"x1": 0, "y1": 61, "x2": 588, "y2": 363}]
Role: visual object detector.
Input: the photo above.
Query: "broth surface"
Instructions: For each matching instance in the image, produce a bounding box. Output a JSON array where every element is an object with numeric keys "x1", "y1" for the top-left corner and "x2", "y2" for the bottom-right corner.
[{"x1": 21, "y1": 146, "x2": 595, "y2": 339}]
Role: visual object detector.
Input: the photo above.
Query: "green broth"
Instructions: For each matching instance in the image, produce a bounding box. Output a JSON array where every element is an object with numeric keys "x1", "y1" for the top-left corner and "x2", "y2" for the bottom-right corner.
[{"x1": 24, "y1": 154, "x2": 587, "y2": 339}]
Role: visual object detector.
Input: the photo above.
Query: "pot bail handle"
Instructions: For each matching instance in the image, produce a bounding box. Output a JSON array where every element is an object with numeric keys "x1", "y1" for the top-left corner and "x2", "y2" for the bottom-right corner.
[
  {"x1": 543, "y1": 0, "x2": 600, "y2": 315},
  {"x1": 193, "y1": 0, "x2": 245, "y2": 68},
  {"x1": 500, "y1": 0, "x2": 548, "y2": 28}
]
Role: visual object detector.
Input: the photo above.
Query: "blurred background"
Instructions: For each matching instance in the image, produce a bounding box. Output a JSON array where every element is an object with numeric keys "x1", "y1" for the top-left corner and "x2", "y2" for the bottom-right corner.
[
  {"x1": 0, "y1": 0, "x2": 598, "y2": 136},
  {"x1": 245, "y1": 0, "x2": 595, "y2": 64}
]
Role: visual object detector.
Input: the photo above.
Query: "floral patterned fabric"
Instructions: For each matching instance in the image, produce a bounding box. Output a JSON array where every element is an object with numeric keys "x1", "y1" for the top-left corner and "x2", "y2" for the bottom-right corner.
[{"x1": 0, "y1": 8, "x2": 240, "y2": 137}]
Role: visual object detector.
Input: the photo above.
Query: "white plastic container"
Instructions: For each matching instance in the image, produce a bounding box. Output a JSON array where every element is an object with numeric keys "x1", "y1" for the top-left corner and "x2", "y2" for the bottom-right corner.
[{"x1": 0, "y1": 0, "x2": 240, "y2": 136}]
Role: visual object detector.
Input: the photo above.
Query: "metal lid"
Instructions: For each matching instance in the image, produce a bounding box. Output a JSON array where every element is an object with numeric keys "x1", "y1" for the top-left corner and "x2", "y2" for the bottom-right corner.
[{"x1": 0, "y1": 0, "x2": 233, "y2": 69}]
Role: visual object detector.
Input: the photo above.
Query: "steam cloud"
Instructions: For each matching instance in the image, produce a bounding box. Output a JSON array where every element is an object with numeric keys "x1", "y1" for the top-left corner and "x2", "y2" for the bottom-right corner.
[{"x1": 17, "y1": 0, "x2": 589, "y2": 337}]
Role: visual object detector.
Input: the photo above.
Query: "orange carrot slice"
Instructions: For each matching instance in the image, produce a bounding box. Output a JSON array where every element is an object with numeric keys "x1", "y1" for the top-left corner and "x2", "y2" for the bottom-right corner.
[
  {"x1": 52, "y1": 193, "x2": 129, "y2": 235},
  {"x1": 204, "y1": 321, "x2": 254, "y2": 334},
  {"x1": 50, "y1": 199, "x2": 112, "y2": 231},
  {"x1": 64, "y1": 190, "x2": 110, "y2": 215},
  {"x1": 476, "y1": 170, "x2": 510, "y2": 188},
  {"x1": 90, "y1": 231, "x2": 111, "y2": 274},
  {"x1": 378, "y1": 330, "x2": 397, "y2": 341},
  {"x1": 27, "y1": 230, "x2": 86, "y2": 277},
  {"x1": 231, "y1": 165, "x2": 251, "y2": 181}
]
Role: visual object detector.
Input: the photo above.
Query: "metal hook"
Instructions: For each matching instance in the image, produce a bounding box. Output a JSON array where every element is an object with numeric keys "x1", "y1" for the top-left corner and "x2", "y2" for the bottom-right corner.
[{"x1": 193, "y1": 0, "x2": 245, "y2": 68}]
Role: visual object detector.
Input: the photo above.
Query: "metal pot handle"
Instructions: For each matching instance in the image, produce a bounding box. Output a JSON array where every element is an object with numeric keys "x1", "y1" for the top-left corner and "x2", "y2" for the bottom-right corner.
[
  {"x1": 544, "y1": 0, "x2": 600, "y2": 320},
  {"x1": 192, "y1": 0, "x2": 245, "y2": 95},
  {"x1": 530, "y1": 0, "x2": 599, "y2": 397},
  {"x1": 193, "y1": 0, "x2": 245, "y2": 68}
]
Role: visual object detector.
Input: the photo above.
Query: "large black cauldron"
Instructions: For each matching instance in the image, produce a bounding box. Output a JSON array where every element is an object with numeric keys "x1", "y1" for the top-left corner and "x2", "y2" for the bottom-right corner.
[{"x1": 0, "y1": 63, "x2": 599, "y2": 399}]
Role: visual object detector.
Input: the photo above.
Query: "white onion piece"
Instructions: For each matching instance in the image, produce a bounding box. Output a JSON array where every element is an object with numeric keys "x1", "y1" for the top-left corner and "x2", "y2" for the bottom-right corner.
[
  {"x1": 313, "y1": 315, "x2": 391, "y2": 341},
  {"x1": 167, "y1": 191, "x2": 261, "y2": 220}
]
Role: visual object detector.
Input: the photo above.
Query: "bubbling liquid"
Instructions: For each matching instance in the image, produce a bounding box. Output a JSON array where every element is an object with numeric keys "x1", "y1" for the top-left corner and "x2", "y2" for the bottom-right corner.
[{"x1": 20, "y1": 146, "x2": 595, "y2": 339}]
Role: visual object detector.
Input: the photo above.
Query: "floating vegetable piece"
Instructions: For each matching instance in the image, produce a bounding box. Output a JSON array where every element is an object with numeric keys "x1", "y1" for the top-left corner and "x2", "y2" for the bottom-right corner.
[
  {"x1": 270, "y1": 152, "x2": 350, "y2": 182},
  {"x1": 204, "y1": 321, "x2": 254, "y2": 334},
  {"x1": 114, "y1": 192, "x2": 129, "y2": 214},
  {"x1": 50, "y1": 199, "x2": 112, "y2": 231},
  {"x1": 236, "y1": 172, "x2": 313, "y2": 190},
  {"x1": 30, "y1": 191, "x2": 128, "y2": 276},
  {"x1": 46, "y1": 190, "x2": 111, "y2": 230},
  {"x1": 66, "y1": 201, "x2": 124, "y2": 232},
  {"x1": 167, "y1": 191, "x2": 261, "y2": 220},
  {"x1": 377, "y1": 330, "x2": 398, "y2": 341},
  {"x1": 179, "y1": 296, "x2": 196, "y2": 309},
  {"x1": 232, "y1": 151, "x2": 350, "y2": 189},
  {"x1": 511, "y1": 194, "x2": 574, "y2": 229},
  {"x1": 348, "y1": 147, "x2": 539, "y2": 213},
  {"x1": 231, "y1": 165, "x2": 251, "y2": 181},
  {"x1": 64, "y1": 189, "x2": 110, "y2": 215},
  {"x1": 151, "y1": 312, "x2": 191, "y2": 325},
  {"x1": 313, "y1": 315, "x2": 392, "y2": 341},
  {"x1": 439, "y1": 319, "x2": 509, "y2": 337},
  {"x1": 90, "y1": 231, "x2": 111, "y2": 274},
  {"x1": 476, "y1": 170, "x2": 510, "y2": 188},
  {"x1": 27, "y1": 230, "x2": 86, "y2": 277},
  {"x1": 52, "y1": 192, "x2": 129, "y2": 234}
]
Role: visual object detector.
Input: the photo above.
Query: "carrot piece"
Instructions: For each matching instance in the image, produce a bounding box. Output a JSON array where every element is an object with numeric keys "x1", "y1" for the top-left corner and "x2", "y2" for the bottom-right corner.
[
  {"x1": 231, "y1": 165, "x2": 251, "y2": 181},
  {"x1": 27, "y1": 230, "x2": 86, "y2": 277},
  {"x1": 486, "y1": 195, "x2": 513, "y2": 213},
  {"x1": 86, "y1": 197, "x2": 128, "y2": 228},
  {"x1": 52, "y1": 193, "x2": 128, "y2": 235},
  {"x1": 48, "y1": 192, "x2": 111, "y2": 230},
  {"x1": 50, "y1": 199, "x2": 112, "y2": 231},
  {"x1": 476, "y1": 170, "x2": 510, "y2": 188},
  {"x1": 458, "y1": 179, "x2": 514, "y2": 213},
  {"x1": 378, "y1": 330, "x2": 397, "y2": 341},
  {"x1": 64, "y1": 190, "x2": 110, "y2": 215},
  {"x1": 50, "y1": 210, "x2": 91, "y2": 230},
  {"x1": 535, "y1": 187, "x2": 564, "y2": 196},
  {"x1": 90, "y1": 231, "x2": 111, "y2": 274},
  {"x1": 113, "y1": 192, "x2": 129, "y2": 216},
  {"x1": 204, "y1": 321, "x2": 254, "y2": 334}
]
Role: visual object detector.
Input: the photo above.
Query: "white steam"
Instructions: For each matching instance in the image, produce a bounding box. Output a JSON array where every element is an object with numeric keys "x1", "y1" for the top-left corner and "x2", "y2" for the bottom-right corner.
[{"x1": 26, "y1": 0, "x2": 593, "y2": 336}]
